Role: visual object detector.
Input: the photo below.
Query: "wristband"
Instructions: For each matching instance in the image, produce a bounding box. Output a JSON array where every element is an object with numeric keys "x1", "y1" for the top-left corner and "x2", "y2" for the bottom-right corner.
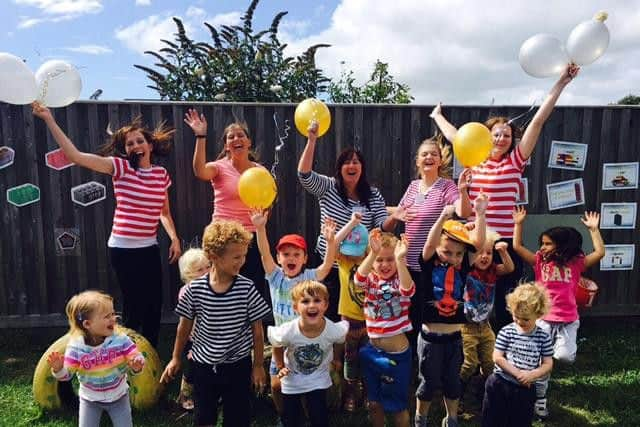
[{"x1": 195, "y1": 134, "x2": 207, "y2": 138}]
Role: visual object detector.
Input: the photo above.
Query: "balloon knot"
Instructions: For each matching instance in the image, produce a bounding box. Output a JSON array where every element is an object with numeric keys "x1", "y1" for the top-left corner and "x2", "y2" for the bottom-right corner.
[{"x1": 594, "y1": 11, "x2": 608, "y2": 22}]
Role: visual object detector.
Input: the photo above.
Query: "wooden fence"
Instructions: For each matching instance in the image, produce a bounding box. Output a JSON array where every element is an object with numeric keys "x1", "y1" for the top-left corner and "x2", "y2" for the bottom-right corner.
[{"x1": 0, "y1": 101, "x2": 638, "y2": 327}]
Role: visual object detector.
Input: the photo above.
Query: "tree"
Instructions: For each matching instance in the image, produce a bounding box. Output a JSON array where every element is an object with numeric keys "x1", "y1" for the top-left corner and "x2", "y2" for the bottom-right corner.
[
  {"x1": 328, "y1": 60, "x2": 414, "y2": 104},
  {"x1": 617, "y1": 94, "x2": 640, "y2": 105},
  {"x1": 134, "y1": 0, "x2": 330, "y2": 102}
]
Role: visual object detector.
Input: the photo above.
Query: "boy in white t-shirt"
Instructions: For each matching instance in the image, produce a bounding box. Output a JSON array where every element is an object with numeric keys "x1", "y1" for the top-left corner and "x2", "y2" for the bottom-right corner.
[{"x1": 267, "y1": 280, "x2": 348, "y2": 427}]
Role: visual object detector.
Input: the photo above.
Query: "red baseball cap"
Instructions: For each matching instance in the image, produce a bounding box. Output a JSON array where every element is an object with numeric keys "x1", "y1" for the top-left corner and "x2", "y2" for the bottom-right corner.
[{"x1": 276, "y1": 234, "x2": 307, "y2": 252}]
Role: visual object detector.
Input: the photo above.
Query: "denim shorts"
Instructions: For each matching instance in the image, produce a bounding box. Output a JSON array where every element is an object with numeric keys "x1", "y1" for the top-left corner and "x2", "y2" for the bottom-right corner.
[{"x1": 360, "y1": 342, "x2": 412, "y2": 412}]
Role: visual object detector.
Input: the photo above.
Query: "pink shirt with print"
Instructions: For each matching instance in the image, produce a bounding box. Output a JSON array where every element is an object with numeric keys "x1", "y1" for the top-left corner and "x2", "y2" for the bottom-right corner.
[
  {"x1": 210, "y1": 158, "x2": 260, "y2": 232},
  {"x1": 534, "y1": 251, "x2": 585, "y2": 323}
]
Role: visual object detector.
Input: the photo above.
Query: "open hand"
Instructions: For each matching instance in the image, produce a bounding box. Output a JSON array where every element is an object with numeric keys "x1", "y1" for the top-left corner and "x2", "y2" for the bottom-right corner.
[
  {"x1": 369, "y1": 229, "x2": 382, "y2": 254},
  {"x1": 395, "y1": 233, "x2": 409, "y2": 261},
  {"x1": 581, "y1": 211, "x2": 600, "y2": 231},
  {"x1": 512, "y1": 206, "x2": 527, "y2": 224},
  {"x1": 391, "y1": 205, "x2": 415, "y2": 223},
  {"x1": 128, "y1": 356, "x2": 145, "y2": 373},
  {"x1": 184, "y1": 109, "x2": 207, "y2": 136},
  {"x1": 322, "y1": 217, "x2": 337, "y2": 242},
  {"x1": 474, "y1": 192, "x2": 489, "y2": 215},
  {"x1": 47, "y1": 351, "x2": 64, "y2": 373},
  {"x1": 250, "y1": 209, "x2": 268, "y2": 228}
]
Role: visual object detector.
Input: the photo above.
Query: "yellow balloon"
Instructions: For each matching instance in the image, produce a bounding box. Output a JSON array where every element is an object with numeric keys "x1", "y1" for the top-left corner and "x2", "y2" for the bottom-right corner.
[
  {"x1": 294, "y1": 98, "x2": 331, "y2": 137},
  {"x1": 452, "y1": 122, "x2": 493, "y2": 167},
  {"x1": 238, "y1": 167, "x2": 277, "y2": 209}
]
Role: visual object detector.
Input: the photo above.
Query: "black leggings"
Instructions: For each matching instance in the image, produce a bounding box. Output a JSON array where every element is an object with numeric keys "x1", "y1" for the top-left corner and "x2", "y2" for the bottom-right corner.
[
  {"x1": 110, "y1": 245, "x2": 162, "y2": 347},
  {"x1": 282, "y1": 388, "x2": 328, "y2": 427}
]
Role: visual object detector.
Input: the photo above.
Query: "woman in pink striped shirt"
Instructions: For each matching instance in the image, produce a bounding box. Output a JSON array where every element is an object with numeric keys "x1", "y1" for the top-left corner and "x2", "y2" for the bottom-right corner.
[
  {"x1": 33, "y1": 103, "x2": 181, "y2": 347},
  {"x1": 430, "y1": 63, "x2": 580, "y2": 329}
]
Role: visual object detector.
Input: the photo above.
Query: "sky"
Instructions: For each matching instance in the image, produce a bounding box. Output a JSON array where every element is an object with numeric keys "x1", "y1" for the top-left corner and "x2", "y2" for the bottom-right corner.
[{"x1": 3, "y1": 0, "x2": 640, "y2": 105}]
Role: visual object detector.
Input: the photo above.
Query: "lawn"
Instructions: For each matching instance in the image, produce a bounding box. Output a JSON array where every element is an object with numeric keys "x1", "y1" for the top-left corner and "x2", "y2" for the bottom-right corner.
[{"x1": 1, "y1": 317, "x2": 638, "y2": 426}]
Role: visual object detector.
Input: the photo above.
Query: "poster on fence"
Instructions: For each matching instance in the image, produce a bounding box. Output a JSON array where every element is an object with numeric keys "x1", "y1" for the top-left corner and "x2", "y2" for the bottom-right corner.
[
  {"x1": 602, "y1": 162, "x2": 638, "y2": 190},
  {"x1": 548, "y1": 140, "x2": 588, "y2": 171},
  {"x1": 600, "y1": 203, "x2": 637, "y2": 229},
  {"x1": 546, "y1": 178, "x2": 585, "y2": 211},
  {"x1": 600, "y1": 244, "x2": 635, "y2": 271}
]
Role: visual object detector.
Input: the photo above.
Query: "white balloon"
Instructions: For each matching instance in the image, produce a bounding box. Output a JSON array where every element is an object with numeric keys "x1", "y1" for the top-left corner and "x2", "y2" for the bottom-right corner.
[
  {"x1": 35, "y1": 60, "x2": 82, "y2": 108},
  {"x1": 518, "y1": 34, "x2": 569, "y2": 78},
  {"x1": 567, "y1": 19, "x2": 610, "y2": 66},
  {"x1": 0, "y1": 52, "x2": 38, "y2": 105}
]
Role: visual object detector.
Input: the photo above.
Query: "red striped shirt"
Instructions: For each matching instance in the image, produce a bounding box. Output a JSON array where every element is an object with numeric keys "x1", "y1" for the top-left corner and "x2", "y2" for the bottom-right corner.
[
  {"x1": 468, "y1": 147, "x2": 526, "y2": 238},
  {"x1": 111, "y1": 157, "x2": 170, "y2": 239}
]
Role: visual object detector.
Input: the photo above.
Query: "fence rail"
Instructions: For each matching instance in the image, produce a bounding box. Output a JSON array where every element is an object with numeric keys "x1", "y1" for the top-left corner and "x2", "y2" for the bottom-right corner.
[{"x1": 0, "y1": 101, "x2": 638, "y2": 327}]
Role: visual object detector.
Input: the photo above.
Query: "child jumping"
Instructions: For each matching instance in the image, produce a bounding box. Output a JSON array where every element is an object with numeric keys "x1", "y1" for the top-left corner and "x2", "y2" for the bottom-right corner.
[
  {"x1": 47, "y1": 290, "x2": 145, "y2": 427},
  {"x1": 160, "y1": 220, "x2": 271, "y2": 427},
  {"x1": 250, "y1": 210, "x2": 337, "y2": 419},
  {"x1": 481, "y1": 282, "x2": 554, "y2": 427},
  {"x1": 267, "y1": 280, "x2": 348, "y2": 427},
  {"x1": 512, "y1": 207, "x2": 605, "y2": 418},
  {"x1": 355, "y1": 230, "x2": 415, "y2": 427},
  {"x1": 459, "y1": 230, "x2": 514, "y2": 412},
  {"x1": 415, "y1": 195, "x2": 487, "y2": 427},
  {"x1": 175, "y1": 248, "x2": 211, "y2": 411}
]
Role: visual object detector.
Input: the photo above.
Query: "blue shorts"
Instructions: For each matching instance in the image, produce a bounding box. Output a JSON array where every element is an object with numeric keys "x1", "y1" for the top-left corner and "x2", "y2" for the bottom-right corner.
[{"x1": 360, "y1": 342, "x2": 412, "y2": 413}]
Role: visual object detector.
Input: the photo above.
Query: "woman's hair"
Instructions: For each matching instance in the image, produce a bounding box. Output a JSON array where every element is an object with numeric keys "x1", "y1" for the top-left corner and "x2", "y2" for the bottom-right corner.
[
  {"x1": 539, "y1": 226, "x2": 584, "y2": 266},
  {"x1": 484, "y1": 116, "x2": 523, "y2": 156},
  {"x1": 98, "y1": 115, "x2": 174, "y2": 158},
  {"x1": 291, "y1": 280, "x2": 329, "y2": 303},
  {"x1": 215, "y1": 122, "x2": 259, "y2": 161},
  {"x1": 506, "y1": 282, "x2": 550, "y2": 319},
  {"x1": 202, "y1": 219, "x2": 253, "y2": 258},
  {"x1": 415, "y1": 135, "x2": 453, "y2": 179},
  {"x1": 334, "y1": 147, "x2": 373, "y2": 210},
  {"x1": 65, "y1": 290, "x2": 114, "y2": 337},
  {"x1": 178, "y1": 248, "x2": 210, "y2": 283}
]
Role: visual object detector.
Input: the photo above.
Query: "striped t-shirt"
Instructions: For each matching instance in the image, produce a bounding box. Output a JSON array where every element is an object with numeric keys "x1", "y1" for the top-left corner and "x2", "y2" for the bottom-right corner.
[
  {"x1": 175, "y1": 274, "x2": 271, "y2": 365},
  {"x1": 109, "y1": 157, "x2": 171, "y2": 245},
  {"x1": 298, "y1": 171, "x2": 388, "y2": 258},
  {"x1": 354, "y1": 270, "x2": 415, "y2": 338},
  {"x1": 398, "y1": 178, "x2": 459, "y2": 271},
  {"x1": 494, "y1": 323, "x2": 553, "y2": 385},
  {"x1": 468, "y1": 146, "x2": 527, "y2": 238},
  {"x1": 53, "y1": 332, "x2": 143, "y2": 402}
]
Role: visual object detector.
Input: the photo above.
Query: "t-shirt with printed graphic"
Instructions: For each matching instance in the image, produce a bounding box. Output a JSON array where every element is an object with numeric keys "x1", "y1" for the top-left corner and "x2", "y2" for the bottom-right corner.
[
  {"x1": 494, "y1": 323, "x2": 554, "y2": 385},
  {"x1": 464, "y1": 263, "x2": 498, "y2": 323},
  {"x1": 419, "y1": 252, "x2": 471, "y2": 324},
  {"x1": 535, "y1": 251, "x2": 585, "y2": 323},
  {"x1": 337, "y1": 257, "x2": 365, "y2": 321},
  {"x1": 267, "y1": 319, "x2": 348, "y2": 394},
  {"x1": 267, "y1": 266, "x2": 317, "y2": 326}
]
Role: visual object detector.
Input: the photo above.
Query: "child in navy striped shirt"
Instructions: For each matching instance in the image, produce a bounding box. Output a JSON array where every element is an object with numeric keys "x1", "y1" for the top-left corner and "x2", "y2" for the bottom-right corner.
[{"x1": 481, "y1": 282, "x2": 554, "y2": 427}]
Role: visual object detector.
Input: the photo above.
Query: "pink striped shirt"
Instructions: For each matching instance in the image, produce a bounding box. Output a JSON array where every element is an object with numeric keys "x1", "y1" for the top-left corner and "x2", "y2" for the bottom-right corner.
[
  {"x1": 399, "y1": 178, "x2": 459, "y2": 270},
  {"x1": 354, "y1": 270, "x2": 414, "y2": 339},
  {"x1": 468, "y1": 146, "x2": 526, "y2": 238},
  {"x1": 111, "y1": 157, "x2": 170, "y2": 240},
  {"x1": 210, "y1": 158, "x2": 260, "y2": 232}
]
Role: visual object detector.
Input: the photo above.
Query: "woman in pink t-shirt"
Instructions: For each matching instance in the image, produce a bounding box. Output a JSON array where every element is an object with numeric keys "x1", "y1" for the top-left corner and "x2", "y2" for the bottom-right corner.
[
  {"x1": 431, "y1": 63, "x2": 580, "y2": 330},
  {"x1": 512, "y1": 207, "x2": 604, "y2": 418},
  {"x1": 185, "y1": 109, "x2": 266, "y2": 295}
]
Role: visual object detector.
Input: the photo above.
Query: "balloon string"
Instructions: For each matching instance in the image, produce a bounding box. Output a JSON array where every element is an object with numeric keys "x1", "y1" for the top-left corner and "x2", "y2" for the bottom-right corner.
[
  {"x1": 37, "y1": 68, "x2": 68, "y2": 103},
  {"x1": 271, "y1": 112, "x2": 290, "y2": 178},
  {"x1": 507, "y1": 99, "x2": 538, "y2": 126}
]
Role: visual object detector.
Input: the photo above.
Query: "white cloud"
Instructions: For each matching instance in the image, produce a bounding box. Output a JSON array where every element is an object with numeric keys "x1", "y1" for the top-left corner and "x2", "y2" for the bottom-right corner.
[
  {"x1": 186, "y1": 6, "x2": 206, "y2": 19},
  {"x1": 282, "y1": 0, "x2": 640, "y2": 105},
  {"x1": 206, "y1": 11, "x2": 241, "y2": 28},
  {"x1": 14, "y1": 0, "x2": 103, "y2": 15},
  {"x1": 63, "y1": 44, "x2": 113, "y2": 55},
  {"x1": 135, "y1": 0, "x2": 151, "y2": 5},
  {"x1": 17, "y1": 16, "x2": 45, "y2": 28}
]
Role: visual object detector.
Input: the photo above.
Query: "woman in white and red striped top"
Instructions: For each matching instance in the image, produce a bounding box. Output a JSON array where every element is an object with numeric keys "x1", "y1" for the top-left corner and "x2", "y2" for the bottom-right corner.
[
  {"x1": 33, "y1": 103, "x2": 181, "y2": 347},
  {"x1": 431, "y1": 63, "x2": 580, "y2": 329}
]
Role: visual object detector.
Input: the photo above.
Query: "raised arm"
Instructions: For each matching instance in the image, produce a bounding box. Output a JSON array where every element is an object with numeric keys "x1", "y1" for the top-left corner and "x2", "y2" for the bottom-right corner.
[
  {"x1": 512, "y1": 206, "x2": 536, "y2": 266},
  {"x1": 518, "y1": 64, "x2": 579, "y2": 160},
  {"x1": 335, "y1": 212, "x2": 362, "y2": 244},
  {"x1": 455, "y1": 168, "x2": 473, "y2": 218},
  {"x1": 297, "y1": 121, "x2": 319, "y2": 174},
  {"x1": 357, "y1": 228, "x2": 381, "y2": 278},
  {"x1": 32, "y1": 102, "x2": 114, "y2": 175},
  {"x1": 422, "y1": 205, "x2": 455, "y2": 261},
  {"x1": 159, "y1": 192, "x2": 181, "y2": 264},
  {"x1": 250, "y1": 210, "x2": 277, "y2": 275},
  {"x1": 494, "y1": 241, "x2": 515, "y2": 276},
  {"x1": 581, "y1": 211, "x2": 605, "y2": 268},
  {"x1": 316, "y1": 217, "x2": 337, "y2": 280},
  {"x1": 185, "y1": 109, "x2": 219, "y2": 181},
  {"x1": 395, "y1": 234, "x2": 413, "y2": 291},
  {"x1": 430, "y1": 103, "x2": 458, "y2": 143}
]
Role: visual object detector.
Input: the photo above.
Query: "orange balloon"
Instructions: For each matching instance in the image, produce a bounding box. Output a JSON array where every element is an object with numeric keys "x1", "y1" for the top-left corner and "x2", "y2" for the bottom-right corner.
[
  {"x1": 237, "y1": 167, "x2": 277, "y2": 209},
  {"x1": 294, "y1": 98, "x2": 331, "y2": 137},
  {"x1": 452, "y1": 122, "x2": 493, "y2": 167}
]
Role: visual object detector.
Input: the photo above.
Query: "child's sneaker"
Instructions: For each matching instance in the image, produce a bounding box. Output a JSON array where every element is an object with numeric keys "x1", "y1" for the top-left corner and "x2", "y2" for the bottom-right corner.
[{"x1": 534, "y1": 398, "x2": 549, "y2": 419}]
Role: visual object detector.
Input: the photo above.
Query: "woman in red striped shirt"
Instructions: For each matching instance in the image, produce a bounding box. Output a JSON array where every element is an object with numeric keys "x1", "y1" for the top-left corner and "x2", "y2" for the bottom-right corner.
[
  {"x1": 430, "y1": 63, "x2": 579, "y2": 329},
  {"x1": 33, "y1": 103, "x2": 181, "y2": 347}
]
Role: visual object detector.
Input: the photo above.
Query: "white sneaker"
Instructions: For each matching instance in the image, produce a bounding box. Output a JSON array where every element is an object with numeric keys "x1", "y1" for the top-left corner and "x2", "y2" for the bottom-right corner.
[{"x1": 534, "y1": 398, "x2": 549, "y2": 419}]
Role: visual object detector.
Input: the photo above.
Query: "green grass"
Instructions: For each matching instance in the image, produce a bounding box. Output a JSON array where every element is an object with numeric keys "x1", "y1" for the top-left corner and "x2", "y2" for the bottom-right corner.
[{"x1": 1, "y1": 318, "x2": 639, "y2": 426}]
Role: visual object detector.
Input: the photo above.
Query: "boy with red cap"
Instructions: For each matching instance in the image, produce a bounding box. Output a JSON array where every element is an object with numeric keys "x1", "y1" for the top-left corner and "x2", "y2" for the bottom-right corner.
[{"x1": 250, "y1": 210, "x2": 337, "y2": 421}]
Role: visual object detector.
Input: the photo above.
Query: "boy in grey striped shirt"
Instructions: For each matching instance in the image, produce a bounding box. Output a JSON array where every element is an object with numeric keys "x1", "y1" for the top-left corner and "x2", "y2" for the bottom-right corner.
[{"x1": 481, "y1": 282, "x2": 554, "y2": 427}]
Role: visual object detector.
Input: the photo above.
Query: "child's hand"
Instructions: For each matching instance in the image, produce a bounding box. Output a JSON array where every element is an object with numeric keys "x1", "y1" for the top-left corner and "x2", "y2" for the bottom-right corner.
[
  {"x1": 391, "y1": 205, "x2": 415, "y2": 223},
  {"x1": 32, "y1": 102, "x2": 53, "y2": 122},
  {"x1": 441, "y1": 205, "x2": 456, "y2": 219},
  {"x1": 159, "y1": 358, "x2": 180, "y2": 384},
  {"x1": 429, "y1": 102, "x2": 442, "y2": 118},
  {"x1": 458, "y1": 168, "x2": 472, "y2": 192},
  {"x1": 322, "y1": 217, "x2": 337, "y2": 242},
  {"x1": 47, "y1": 351, "x2": 64, "y2": 373},
  {"x1": 369, "y1": 229, "x2": 382, "y2": 254},
  {"x1": 512, "y1": 206, "x2": 527, "y2": 224},
  {"x1": 517, "y1": 370, "x2": 538, "y2": 387},
  {"x1": 249, "y1": 209, "x2": 268, "y2": 228},
  {"x1": 581, "y1": 211, "x2": 600, "y2": 231},
  {"x1": 183, "y1": 108, "x2": 207, "y2": 135},
  {"x1": 252, "y1": 364, "x2": 267, "y2": 393},
  {"x1": 350, "y1": 211, "x2": 363, "y2": 224},
  {"x1": 307, "y1": 120, "x2": 319, "y2": 141},
  {"x1": 128, "y1": 356, "x2": 145, "y2": 373},
  {"x1": 494, "y1": 241, "x2": 508, "y2": 252},
  {"x1": 277, "y1": 366, "x2": 290, "y2": 379},
  {"x1": 474, "y1": 191, "x2": 489, "y2": 215},
  {"x1": 395, "y1": 233, "x2": 409, "y2": 261}
]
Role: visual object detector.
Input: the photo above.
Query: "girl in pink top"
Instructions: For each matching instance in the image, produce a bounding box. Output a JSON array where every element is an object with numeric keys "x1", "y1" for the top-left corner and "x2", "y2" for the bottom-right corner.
[
  {"x1": 184, "y1": 109, "x2": 267, "y2": 296},
  {"x1": 431, "y1": 63, "x2": 580, "y2": 331},
  {"x1": 512, "y1": 207, "x2": 604, "y2": 418}
]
